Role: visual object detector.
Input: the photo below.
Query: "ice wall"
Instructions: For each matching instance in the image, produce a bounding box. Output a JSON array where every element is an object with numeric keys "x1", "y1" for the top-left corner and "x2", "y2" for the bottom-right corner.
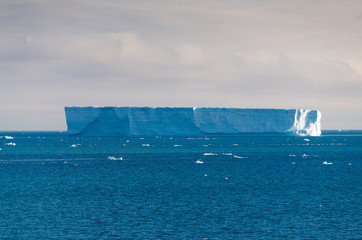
[{"x1": 65, "y1": 107, "x2": 321, "y2": 136}]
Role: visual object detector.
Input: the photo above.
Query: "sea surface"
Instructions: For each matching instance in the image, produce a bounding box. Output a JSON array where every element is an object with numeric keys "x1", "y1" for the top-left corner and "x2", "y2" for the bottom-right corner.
[{"x1": 0, "y1": 132, "x2": 361, "y2": 239}]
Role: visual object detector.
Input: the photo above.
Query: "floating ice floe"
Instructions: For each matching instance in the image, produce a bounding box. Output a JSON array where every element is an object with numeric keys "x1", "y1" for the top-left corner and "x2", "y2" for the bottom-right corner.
[
  {"x1": 5, "y1": 136, "x2": 14, "y2": 139},
  {"x1": 70, "y1": 144, "x2": 81, "y2": 147},
  {"x1": 5, "y1": 142, "x2": 16, "y2": 146},
  {"x1": 233, "y1": 155, "x2": 247, "y2": 159},
  {"x1": 195, "y1": 160, "x2": 204, "y2": 164},
  {"x1": 323, "y1": 161, "x2": 333, "y2": 165},
  {"x1": 108, "y1": 156, "x2": 123, "y2": 161},
  {"x1": 203, "y1": 153, "x2": 217, "y2": 156},
  {"x1": 303, "y1": 139, "x2": 310, "y2": 142}
]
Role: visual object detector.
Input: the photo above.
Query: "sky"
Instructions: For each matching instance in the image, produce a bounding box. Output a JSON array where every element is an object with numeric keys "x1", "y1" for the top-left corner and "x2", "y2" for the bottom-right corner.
[{"x1": 1, "y1": 0, "x2": 362, "y2": 131}]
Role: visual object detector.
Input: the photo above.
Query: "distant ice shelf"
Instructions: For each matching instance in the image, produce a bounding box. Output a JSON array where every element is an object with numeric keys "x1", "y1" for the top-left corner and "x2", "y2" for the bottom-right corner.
[{"x1": 64, "y1": 107, "x2": 321, "y2": 136}]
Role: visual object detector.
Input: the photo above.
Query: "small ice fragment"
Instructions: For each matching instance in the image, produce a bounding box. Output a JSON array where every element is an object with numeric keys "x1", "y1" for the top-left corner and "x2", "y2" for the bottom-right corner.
[
  {"x1": 0, "y1": 148, "x2": 2, "y2": 150},
  {"x1": 232, "y1": 144, "x2": 239, "y2": 146},
  {"x1": 302, "y1": 154, "x2": 309, "y2": 158},
  {"x1": 139, "y1": 138, "x2": 144, "y2": 139},
  {"x1": 64, "y1": 161, "x2": 67, "y2": 164},
  {"x1": 348, "y1": 163, "x2": 352, "y2": 165},
  {"x1": 195, "y1": 160, "x2": 204, "y2": 164},
  {"x1": 233, "y1": 155, "x2": 247, "y2": 159},
  {"x1": 126, "y1": 140, "x2": 130, "y2": 142},
  {"x1": 303, "y1": 139, "x2": 310, "y2": 142},
  {"x1": 204, "y1": 174, "x2": 207, "y2": 176},
  {"x1": 323, "y1": 161, "x2": 333, "y2": 165},
  {"x1": 108, "y1": 156, "x2": 123, "y2": 161},
  {"x1": 203, "y1": 153, "x2": 217, "y2": 156},
  {"x1": 225, "y1": 177, "x2": 228, "y2": 180},
  {"x1": 289, "y1": 154, "x2": 297, "y2": 157},
  {"x1": 5, "y1": 142, "x2": 16, "y2": 146},
  {"x1": 222, "y1": 153, "x2": 233, "y2": 155},
  {"x1": 174, "y1": 145, "x2": 182, "y2": 147},
  {"x1": 5, "y1": 136, "x2": 14, "y2": 139},
  {"x1": 142, "y1": 144, "x2": 150, "y2": 147},
  {"x1": 292, "y1": 162, "x2": 296, "y2": 164},
  {"x1": 70, "y1": 144, "x2": 77, "y2": 147}
]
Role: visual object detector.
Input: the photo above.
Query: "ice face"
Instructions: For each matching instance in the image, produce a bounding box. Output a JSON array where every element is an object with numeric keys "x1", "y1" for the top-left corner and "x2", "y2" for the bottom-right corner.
[{"x1": 65, "y1": 107, "x2": 321, "y2": 136}]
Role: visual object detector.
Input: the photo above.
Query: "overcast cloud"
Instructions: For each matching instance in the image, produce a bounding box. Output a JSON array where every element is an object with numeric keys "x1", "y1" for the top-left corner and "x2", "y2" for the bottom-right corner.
[{"x1": 0, "y1": 0, "x2": 361, "y2": 130}]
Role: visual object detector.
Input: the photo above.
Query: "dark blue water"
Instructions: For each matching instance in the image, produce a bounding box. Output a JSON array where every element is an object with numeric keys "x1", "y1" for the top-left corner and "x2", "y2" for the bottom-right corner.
[{"x1": 0, "y1": 132, "x2": 361, "y2": 239}]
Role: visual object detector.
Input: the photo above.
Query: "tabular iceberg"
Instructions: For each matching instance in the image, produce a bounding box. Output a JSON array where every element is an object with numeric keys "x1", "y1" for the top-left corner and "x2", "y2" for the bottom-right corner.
[{"x1": 65, "y1": 107, "x2": 321, "y2": 136}]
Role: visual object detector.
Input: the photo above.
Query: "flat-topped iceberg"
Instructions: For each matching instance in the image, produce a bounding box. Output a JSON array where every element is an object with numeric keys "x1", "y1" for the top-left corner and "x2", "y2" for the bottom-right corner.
[{"x1": 65, "y1": 107, "x2": 321, "y2": 136}]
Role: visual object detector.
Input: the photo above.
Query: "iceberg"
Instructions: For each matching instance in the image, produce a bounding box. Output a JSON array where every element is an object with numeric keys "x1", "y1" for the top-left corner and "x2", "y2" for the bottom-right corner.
[{"x1": 65, "y1": 107, "x2": 321, "y2": 136}]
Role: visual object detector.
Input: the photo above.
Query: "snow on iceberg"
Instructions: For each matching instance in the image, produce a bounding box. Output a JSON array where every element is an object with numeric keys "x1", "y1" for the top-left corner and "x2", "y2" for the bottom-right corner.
[{"x1": 65, "y1": 107, "x2": 321, "y2": 136}]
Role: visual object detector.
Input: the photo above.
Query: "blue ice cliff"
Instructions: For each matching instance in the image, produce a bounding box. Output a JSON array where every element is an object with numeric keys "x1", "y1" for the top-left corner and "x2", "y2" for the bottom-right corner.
[{"x1": 65, "y1": 107, "x2": 321, "y2": 136}]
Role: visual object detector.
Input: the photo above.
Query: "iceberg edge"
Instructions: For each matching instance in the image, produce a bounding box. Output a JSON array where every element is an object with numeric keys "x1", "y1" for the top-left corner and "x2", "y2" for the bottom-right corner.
[{"x1": 65, "y1": 107, "x2": 321, "y2": 136}]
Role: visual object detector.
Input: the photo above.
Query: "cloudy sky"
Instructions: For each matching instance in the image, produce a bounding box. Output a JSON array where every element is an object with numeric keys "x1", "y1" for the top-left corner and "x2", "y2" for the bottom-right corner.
[{"x1": 1, "y1": 0, "x2": 361, "y2": 130}]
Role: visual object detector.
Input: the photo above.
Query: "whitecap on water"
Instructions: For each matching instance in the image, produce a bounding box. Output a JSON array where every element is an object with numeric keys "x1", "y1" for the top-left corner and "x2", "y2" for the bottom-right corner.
[
  {"x1": 203, "y1": 153, "x2": 217, "y2": 156},
  {"x1": 222, "y1": 153, "x2": 233, "y2": 155},
  {"x1": 233, "y1": 155, "x2": 247, "y2": 159},
  {"x1": 323, "y1": 161, "x2": 333, "y2": 165},
  {"x1": 195, "y1": 160, "x2": 204, "y2": 164},
  {"x1": 108, "y1": 156, "x2": 123, "y2": 161},
  {"x1": 302, "y1": 154, "x2": 309, "y2": 158},
  {"x1": 5, "y1": 142, "x2": 16, "y2": 146}
]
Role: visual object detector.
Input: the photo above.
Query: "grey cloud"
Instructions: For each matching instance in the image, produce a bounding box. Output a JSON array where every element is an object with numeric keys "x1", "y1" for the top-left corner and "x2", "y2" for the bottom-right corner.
[{"x1": 0, "y1": 0, "x2": 361, "y2": 130}]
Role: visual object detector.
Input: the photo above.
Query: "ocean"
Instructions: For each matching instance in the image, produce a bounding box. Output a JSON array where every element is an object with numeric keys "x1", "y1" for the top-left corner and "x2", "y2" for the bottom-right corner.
[{"x1": 0, "y1": 132, "x2": 361, "y2": 239}]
